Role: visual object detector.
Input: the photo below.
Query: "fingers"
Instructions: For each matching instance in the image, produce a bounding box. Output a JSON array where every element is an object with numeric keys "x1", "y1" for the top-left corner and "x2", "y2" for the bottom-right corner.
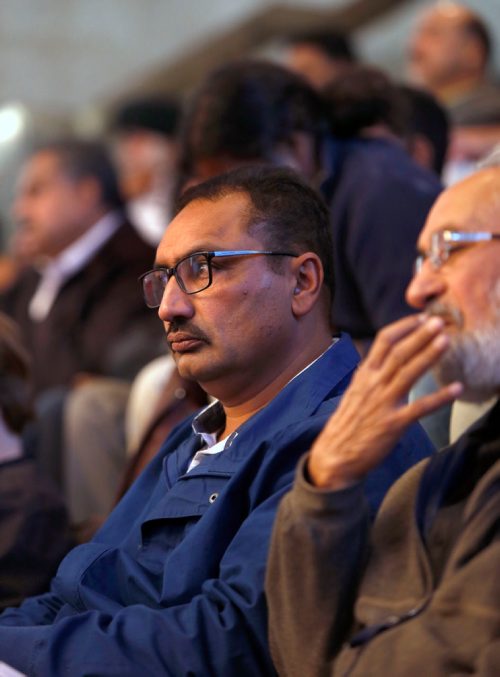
[
  {"x1": 399, "y1": 381, "x2": 463, "y2": 426},
  {"x1": 365, "y1": 314, "x2": 427, "y2": 369},
  {"x1": 307, "y1": 315, "x2": 466, "y2": 491},
  {"x1": 381, "y1": 321, "x2": 451, "y2": 399},
  {"x1": 365, "y1": 315, "x2": 448, "y2": 391}
]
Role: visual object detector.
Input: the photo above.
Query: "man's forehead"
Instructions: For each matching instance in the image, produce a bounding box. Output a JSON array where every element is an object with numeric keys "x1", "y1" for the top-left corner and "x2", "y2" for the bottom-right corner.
[
  {"x1": 418, "y1": 6, "x2": 470, "y2": 33},
  {"x1": 20, "y1": 151, "x2": 61, "y2": 183},
  {"x1": 419, "y1": 168, "x2": 500, "y2": 247},
  {"x1": 158, "y1": 192, "x2": 254, "y2": 261}
]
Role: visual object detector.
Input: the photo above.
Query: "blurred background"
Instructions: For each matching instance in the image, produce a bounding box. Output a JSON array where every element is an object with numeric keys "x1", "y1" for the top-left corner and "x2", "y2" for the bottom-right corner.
[{"x1": 0, "y1": 0, "x2": 498, "y2": 242}]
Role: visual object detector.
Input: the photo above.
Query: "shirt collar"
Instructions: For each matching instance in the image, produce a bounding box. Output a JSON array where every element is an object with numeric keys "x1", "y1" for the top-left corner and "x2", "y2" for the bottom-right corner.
[
  {"x1": 192, "y1": 400, "x2": 225, "y2": 439},
  {"x1": 38, "y1": 210, "x2": 122, "y2": 279},
  {"x1": 191, "y1": 337, "x2": 339, "y2": 443}
]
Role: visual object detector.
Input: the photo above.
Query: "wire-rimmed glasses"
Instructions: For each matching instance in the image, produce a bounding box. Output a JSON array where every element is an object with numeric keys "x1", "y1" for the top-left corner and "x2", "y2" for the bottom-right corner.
[{"x1": 414, "y1": 229, "x2": 500, "y2": 274}]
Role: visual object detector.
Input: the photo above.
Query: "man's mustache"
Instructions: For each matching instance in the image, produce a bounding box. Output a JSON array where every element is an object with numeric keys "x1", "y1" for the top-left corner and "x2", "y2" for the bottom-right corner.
[
  {"x1": 425, "y1": 301, "x2": 464, "y2": 329},
  {"x1": 166, "y1": 320, "x2": 210, "y2": 343}
]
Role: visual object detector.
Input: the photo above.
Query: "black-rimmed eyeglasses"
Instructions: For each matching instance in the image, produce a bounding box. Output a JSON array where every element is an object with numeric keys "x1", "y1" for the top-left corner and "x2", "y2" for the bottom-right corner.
[
  {"x1": 414, "y1": 229, "x2": 500, "y2": 274},
  {"x1": 139, "y1": 250, "x2": 298, "y2": 308}
]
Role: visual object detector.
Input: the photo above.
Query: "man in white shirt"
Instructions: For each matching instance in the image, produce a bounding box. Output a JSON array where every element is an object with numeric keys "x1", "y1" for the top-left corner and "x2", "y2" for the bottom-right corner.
[
  {"x1": 2, "y1": 139, "x2": 162, "y2": 393},
  {"x1": 0, "y1": 140, "x2": 163, "y2": 485}
]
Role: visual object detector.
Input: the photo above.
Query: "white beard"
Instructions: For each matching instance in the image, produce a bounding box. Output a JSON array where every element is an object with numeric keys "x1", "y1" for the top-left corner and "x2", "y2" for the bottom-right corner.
[{"x1": 429, "y1": 284, "x2": 500, "y2": 403}]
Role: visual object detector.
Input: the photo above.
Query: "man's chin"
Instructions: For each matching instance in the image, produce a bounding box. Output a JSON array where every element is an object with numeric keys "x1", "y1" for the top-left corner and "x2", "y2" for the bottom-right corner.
[
  {"x1": 432, "y1": 334, "x2": 500, "y2": 404},
  {"x1": 174, "y1": 353, "x2": 216, "y2": 384}
]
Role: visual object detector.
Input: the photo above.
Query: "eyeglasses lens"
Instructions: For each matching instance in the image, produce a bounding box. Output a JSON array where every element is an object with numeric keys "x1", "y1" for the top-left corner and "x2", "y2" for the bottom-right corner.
[
  {"x1": 430, "y1": 231, "x2": 446, "y2": 268},
  {"x1": 143, "y1": 270, "x2": 167, "y2": 308},
  {"x1": 178, "y1": 254, "x2": 211, "y2": 294}
]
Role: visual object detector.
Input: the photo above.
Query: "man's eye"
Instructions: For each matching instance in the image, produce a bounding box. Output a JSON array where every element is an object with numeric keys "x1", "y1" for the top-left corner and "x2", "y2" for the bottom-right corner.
[{"x1": 190, "y1": 257, "x2": 210, "y2": 276}]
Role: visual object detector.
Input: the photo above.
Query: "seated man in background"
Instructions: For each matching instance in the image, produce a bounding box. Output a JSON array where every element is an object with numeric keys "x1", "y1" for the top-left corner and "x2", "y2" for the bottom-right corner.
[
  {"x1": 0, "y1": 139, "x2": 163, "y2": 484},
  {"x1": 0, "y1": 167, "x2": 432, "y2": 676},
  {"x1": 267, "y1": 164, "x2": 500, "y2": 675},
  {"x1": 321, "y1": 64, "x2": 442, "y2": 352},
  {"x1": 408, "y1": 3, "x2": 500, "y2": 126},
  {"x1": 285, "y1": 29, "x2": 357, "y2": 91},
  {"x1": 0, "y1": 312, "x2": 71, "y2": 610},
  {"x1": 1, "y1": 139, "x2": 162, "y2": 393},
  {"x1": 398, "y1": 84, "x2": 450, "y2": 178},
  {"x1": 408, "y1": 3, "x2": 500, "y2": 182},
  {"x1": 109, "y1": 96, "x2": 180, "y2": 246}
]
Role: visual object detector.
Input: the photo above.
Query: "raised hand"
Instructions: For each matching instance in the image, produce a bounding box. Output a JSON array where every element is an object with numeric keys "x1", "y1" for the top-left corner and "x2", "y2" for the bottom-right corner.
[{"x1": 309, "y1": 315, "x2": 463, "y2": 489}]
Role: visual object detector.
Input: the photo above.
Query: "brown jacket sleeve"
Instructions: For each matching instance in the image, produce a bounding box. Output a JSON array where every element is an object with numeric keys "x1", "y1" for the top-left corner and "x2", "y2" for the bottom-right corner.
[{"x1": 265, "y1": 454, "x2": 370, "y2": 677}]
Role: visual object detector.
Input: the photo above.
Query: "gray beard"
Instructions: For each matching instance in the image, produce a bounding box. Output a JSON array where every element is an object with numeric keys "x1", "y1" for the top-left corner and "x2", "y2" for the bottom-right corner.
[
  {"x1": 427, "y1": 292, "x2": 500, "y2": 403},
  {"x1": 433, "y1": 325, "x2": 500, "y2": 402}
]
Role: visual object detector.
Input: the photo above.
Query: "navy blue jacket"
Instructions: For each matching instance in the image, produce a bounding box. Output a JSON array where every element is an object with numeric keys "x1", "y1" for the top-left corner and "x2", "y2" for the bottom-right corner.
[
  {"x1": 0, "y1": 336, "x2": 433, "y2": 676},
  {"x1": 322, "y1": 138, "x2": 442, "y2": 339}
]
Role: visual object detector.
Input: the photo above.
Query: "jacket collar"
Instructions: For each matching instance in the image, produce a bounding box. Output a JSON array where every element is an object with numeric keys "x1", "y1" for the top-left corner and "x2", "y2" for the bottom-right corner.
[{"x1": 190, "y1": 334, "x2": 358, "y2": 468}]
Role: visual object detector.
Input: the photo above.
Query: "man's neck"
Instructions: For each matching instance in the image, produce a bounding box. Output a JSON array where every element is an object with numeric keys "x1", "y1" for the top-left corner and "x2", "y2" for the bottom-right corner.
[
  {"x1": 433, "y1": 74, "x2": 484, "y2": 105},
  {"x1": 217, "y1": 335, "x2": 334, "y2": 439}
]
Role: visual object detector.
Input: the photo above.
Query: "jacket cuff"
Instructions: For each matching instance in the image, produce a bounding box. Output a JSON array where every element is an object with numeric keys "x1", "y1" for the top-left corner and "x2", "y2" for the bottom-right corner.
[{"x1": 290, "y1": 453, "x2": 367, "y2": 516}]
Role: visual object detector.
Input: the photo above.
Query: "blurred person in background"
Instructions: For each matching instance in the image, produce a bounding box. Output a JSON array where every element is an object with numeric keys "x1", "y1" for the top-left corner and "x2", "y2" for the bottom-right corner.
[
  {"x1": 0, "y1": 312, "x2": 71, "y2": 611},
  {"x1": 408, "y1": 2, "x2": 500, "y2": 125},
  {"x1": 408, "y1": 2, "x2": 500, "y2": 183},
  {"x1": 109, "y1": 96, "x2": 181, "y2": 246},
  {"x1": 0, "y1": 139, "x2": 163, "y2": 484},
  {"x1": 398, "y1": 84, "x2": 450, "y2": 177},
  {"x1": 177, "y1": 59, "x2": 327, "y2": 191},
  {"x1": 285, "y1": 29, "x2": 357, "y2": 90},
  {"x1": 321, "y1": 64, "x2": 442, "y2": 353}
]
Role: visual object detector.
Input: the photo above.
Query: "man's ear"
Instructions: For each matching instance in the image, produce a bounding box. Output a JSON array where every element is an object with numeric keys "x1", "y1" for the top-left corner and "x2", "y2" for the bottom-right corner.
[{"x1": 290, "y1": 252, "x2": 324, "y2": 317}]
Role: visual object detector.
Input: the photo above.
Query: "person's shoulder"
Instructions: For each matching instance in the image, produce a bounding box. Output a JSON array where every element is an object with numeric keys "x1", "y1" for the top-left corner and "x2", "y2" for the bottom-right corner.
[
  {"x1": 104, "y1": 219, "x2": 157, "y2": 260},
  {"x1": 343, "y1": 139, "x2": 441, "y2": 196},
  {"x1": 0, "y1": 266, "x2": 38, "y2": 314}
]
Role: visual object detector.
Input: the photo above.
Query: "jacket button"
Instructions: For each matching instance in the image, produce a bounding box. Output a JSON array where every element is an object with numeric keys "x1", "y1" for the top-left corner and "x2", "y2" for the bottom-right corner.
[{"x1": 209, "y1": 492, "x2": 219, "y2": 504}]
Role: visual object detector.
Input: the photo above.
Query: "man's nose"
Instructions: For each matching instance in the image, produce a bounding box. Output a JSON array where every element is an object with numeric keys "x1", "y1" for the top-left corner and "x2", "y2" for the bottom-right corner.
[
  {"x1": 158, "y1": 275, "x2": 195, "y2": 323},
  {"x1": 405, "y1": 261, "x2": 446, "y2": 310}
]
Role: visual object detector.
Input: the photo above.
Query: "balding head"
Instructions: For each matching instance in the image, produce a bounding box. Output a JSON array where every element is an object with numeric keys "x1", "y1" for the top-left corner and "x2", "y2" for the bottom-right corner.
[{"x1": 408, "y1": 3, "x2": 491, "y2": 96}]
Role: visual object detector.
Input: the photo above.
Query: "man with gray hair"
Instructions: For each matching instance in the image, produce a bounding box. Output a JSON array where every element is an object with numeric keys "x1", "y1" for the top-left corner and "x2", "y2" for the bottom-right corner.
[{"x1": 267, "y1": 164, "x2": 500, "y2": 675}]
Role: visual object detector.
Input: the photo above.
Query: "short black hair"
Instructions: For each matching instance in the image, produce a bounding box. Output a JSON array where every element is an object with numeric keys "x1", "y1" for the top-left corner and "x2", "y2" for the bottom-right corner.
[
  {"x1": 110, "y1": 97, "x2": 180, "y2": 138},
  {"x1": 0, "y1": 313, "x2": 34, "y2": 434},
  {"x1": 288, "y1": 30, "x2": 356, "y2": 62},
  {"x1": 399, "y1": 85, "x2": 450, "y2": 175},
  {"x1": 175, "y1": 165, "x2": 334, "y2": 300},
  {"x1": 178, "y1": 60, "x2": 327, "y2": 185},
  {"x1": 323, "y1": 65, "x2": 407, "y2": 138},
  {"x1": 33, "y1": 139, "x2": 124, "y2": 210}
]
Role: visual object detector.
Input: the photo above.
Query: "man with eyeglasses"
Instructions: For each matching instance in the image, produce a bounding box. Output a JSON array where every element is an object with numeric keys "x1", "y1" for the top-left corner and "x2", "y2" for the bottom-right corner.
[
  {"x1": 267, "y1": 165, "x2": 500, "y2": 676},
  {"x1": 0, "y1": 166, "x2": 432, "y2": 676}
]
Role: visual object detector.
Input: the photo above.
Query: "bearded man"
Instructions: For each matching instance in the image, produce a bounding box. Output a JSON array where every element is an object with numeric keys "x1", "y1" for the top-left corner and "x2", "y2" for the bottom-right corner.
[{"x1": 266, "y1": 165, "x2": 500, "y2": 676}]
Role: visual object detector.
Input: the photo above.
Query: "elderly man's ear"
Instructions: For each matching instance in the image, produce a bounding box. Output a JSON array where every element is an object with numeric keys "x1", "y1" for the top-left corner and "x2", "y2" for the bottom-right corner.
[{"x1": 290, "y1": 252, "x2": 324, "y2": 317}]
